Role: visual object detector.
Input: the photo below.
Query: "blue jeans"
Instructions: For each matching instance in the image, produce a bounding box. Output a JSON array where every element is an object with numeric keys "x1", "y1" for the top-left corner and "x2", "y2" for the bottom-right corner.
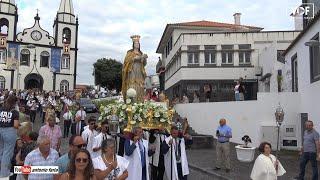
[
  {"x1": 0, "y1": 127, "x2": 17, "y2": 177},
  {"x1": 298, "y1": 152, "x2": 318, "y2": 180}
]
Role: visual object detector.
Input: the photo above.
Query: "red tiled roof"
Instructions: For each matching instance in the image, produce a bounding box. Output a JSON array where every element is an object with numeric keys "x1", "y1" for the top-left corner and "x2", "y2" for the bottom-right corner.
[
  {"x1": 171, "y1": 20, "x2": 263, "y2": 30},
  {"x1": 156, "y1": 20, "x2": 263, "y2": 53}
]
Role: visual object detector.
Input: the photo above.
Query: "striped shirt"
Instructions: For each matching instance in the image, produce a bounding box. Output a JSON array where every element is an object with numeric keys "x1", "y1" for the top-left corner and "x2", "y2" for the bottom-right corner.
[
  {"x1": 39, "y1": 125, "x2": 62, "y2": 150},
  {"x1": 24, "y1": 148, "x2": 59, "y2": 180}
]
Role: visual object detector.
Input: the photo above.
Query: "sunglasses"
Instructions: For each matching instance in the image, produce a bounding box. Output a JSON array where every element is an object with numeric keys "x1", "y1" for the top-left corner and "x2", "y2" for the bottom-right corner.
[
  {"x1": 74, "y1": 144, "x2": 86, "y2": 149},
  {"x1": 90, "y1": 123, "x2": 96, "y2": 125},
  {"x1": 75, "y1": 158, "x2": 88, "y2": 163}
]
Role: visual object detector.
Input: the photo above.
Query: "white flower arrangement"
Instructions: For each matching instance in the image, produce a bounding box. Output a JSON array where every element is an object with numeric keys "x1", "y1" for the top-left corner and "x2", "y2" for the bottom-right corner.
[{"x1": 98, "y1": 99, "x2": 172, "y2": 130}]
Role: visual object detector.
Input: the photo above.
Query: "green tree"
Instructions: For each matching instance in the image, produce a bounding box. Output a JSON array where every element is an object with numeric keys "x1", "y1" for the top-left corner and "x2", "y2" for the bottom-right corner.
[{"x1": 93, "y1": 58, "x2": 123, "y2": 92}]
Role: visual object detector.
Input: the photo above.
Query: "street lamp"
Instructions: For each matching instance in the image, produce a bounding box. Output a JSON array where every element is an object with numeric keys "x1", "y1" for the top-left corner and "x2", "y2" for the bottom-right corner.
[
  {"x1": 109, "y1": 114, "x2": 119, "y2": 159},
  {"x1": 275, "y1": 104, "x2": 284, "y2": 158}
]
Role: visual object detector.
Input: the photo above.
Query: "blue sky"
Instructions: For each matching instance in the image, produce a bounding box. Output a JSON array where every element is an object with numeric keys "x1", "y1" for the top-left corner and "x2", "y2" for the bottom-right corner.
[{"x1": 17, "y1": 0, "x2": 302, "y2": 85}]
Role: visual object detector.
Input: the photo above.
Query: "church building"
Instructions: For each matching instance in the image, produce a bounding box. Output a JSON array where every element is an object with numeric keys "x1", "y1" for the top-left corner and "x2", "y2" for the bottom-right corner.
[{"x1": 0, "y1": 0, "x2": 78, "y2": 92}]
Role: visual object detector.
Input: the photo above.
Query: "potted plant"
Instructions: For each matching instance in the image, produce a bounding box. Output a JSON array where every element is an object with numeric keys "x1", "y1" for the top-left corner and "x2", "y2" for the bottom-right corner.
[{"x1": 235, "y1": 135, "x2": 256, "y2": 162}]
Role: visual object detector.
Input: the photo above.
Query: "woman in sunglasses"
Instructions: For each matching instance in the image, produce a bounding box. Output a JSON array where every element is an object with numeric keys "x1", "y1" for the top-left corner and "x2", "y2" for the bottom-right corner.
[
  {"x1": 93, "y1": 139, "x2": 129, "y2": 180},
  {"x1": 60, "y1": 149, "x2": 97, "y2": 180}
]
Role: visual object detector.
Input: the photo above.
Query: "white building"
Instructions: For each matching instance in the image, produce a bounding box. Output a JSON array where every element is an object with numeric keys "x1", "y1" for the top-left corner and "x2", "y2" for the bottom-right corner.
[
  {"x1": 156, "y1": 13, "x2": 300, "y2": 102},
  {"x1": 0, "y1": 0, "x2": 78, "y2": 92},
  {"x1": 282, "y1": 11, "x2": 320, "y2": 132},
  {"x1": 172, "y1": 12, "x2": 320, "y2": 150}
]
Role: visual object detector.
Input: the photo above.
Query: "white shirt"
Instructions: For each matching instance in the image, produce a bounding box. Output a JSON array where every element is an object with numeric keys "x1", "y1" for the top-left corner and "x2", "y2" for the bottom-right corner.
[
  {"x1": 92, "y1": 133, "x2": 112, "y2": 158},
  {"x1": 63, "y1": 111, "x2": 73, "y2": 120},
  {"x1": 82, "y1": 128, "x2": 98, "y2": 156},
  {"x1": 63, "y1": 98, "x2": 73, "y2": 106},
  {"x1": 93, "y1": 155, "x2": 129, "y2": 180},
  {"x1": 76, "y1": 110, "x2": 86, "y2": 121}
]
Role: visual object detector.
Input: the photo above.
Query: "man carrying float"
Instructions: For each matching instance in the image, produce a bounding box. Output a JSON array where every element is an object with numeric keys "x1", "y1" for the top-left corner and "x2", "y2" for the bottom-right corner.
[{"x1": 98, "y1": 35, "x2": 190, "y2": 180}]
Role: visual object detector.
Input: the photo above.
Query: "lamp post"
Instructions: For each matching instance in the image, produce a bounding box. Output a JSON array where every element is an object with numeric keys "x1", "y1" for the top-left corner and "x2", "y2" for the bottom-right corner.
[
  {"x1": 109, "y1": 114, "x2": 119, "y2": 159},
  {"x1": 275, "y1": 104, "x2": 284, "y2": 158}
]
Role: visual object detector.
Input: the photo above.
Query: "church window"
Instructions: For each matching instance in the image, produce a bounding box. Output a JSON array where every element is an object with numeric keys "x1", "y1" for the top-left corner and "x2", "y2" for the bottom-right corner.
[
  {"x1": 0, "y1": 49, "x2": 6, "y2": 64},
  {"x1": 20, "y1": 49, "x2": 30, "y2": 66},
  {"x1": 62, "y1": 28, "x2": 71, "y2": 44},
  {"x1": 61, "y1": 54, "x2": 70, "y2": 69},
  {"x1": 40, "y1": 51, "x2": 50, "y2": 67},
  {"x1": 0, "y1": 18, "x2": 9, "y2": 35},
  {"x1": 60, "y1": 80, "x2": 69, "y2": 92}
]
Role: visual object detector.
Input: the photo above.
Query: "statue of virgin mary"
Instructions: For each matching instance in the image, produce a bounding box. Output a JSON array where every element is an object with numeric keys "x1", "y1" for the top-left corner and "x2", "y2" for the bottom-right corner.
[{"x1": 122, "y1": 35, "x2": 148, "y2": 102}]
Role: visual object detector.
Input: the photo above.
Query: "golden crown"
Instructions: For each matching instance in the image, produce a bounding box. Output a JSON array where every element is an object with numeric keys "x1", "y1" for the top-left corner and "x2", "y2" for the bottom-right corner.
[{"x1": 130, "y1": 35, "x2": 141, "y2": 42}]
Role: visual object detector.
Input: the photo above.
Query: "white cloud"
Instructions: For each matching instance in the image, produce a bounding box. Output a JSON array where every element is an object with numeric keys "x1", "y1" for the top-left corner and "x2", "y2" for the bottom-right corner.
[{"x1": 18, "y1": 0, "x2": 301, "y2": 85}]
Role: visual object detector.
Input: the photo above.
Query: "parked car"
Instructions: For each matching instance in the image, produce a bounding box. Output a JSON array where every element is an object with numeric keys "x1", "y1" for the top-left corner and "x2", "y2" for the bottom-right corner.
[{"x1": 79, "y1": 98, "x2": 97, "y2": 113}]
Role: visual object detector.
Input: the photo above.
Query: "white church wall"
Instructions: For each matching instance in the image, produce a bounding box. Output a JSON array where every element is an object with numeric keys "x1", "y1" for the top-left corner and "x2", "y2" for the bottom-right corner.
[
  {"x1": 174, "y1": 92, "x2": 301, "y2": 148},
  {"x1": 0, "y1": 0, "x2": 77, "y2": 91}
]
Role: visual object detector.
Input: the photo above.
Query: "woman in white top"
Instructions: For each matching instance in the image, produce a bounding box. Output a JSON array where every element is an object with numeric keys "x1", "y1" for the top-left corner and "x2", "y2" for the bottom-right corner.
[
  {"x1": 93, "y1": 139, "x2": 129, "y2": 180},
  {"x1": 250, "y1": 142, "x2": 286, "y2": 180}
]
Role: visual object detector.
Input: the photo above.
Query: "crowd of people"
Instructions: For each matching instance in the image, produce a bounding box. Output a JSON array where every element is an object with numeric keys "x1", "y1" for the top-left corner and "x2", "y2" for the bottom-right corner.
[{"x1": 0, "y1": 89, "x2": 193, "y2": 180}]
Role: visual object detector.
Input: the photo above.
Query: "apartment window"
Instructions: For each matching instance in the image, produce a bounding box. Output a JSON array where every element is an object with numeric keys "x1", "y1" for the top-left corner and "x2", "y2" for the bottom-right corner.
[
  {"x1": 277, "y1": 50, "x2": 285, "y2": 63},
  {"x1": 20, "y1": 49, "x2": 30, "y2": 66},
  {"x1": 204, "y1": 45, "x2": 216, "y2": 64},
  {"x1": 60, "y1": 80, "x2": 69, "y2": 92},
  {"x1": 0, "y1": 49, "x2": 6, "y2": 64},
  {"x1": 309, "y1": 33, "x2": 320, "y2": 83},
  {"x1": 239, "y1": 44, "x2": 251, "y2": 64},
  {"x1": 40, "y1": 51, "x2": 50, "y2": 67},
  {"x1": 61, "y1": 55, "x2": 70, "y2": 69},
  {"x1": 221, "y1": 45, "x2": 233, "y2": 64},
  {"x1": 0, "y1": 76, "x2": 5, "y2": 89},
  {"x1": 187, "y1": 45, "x2": 199, "y2": 64},
  {"x1": 291, "y1": 53, "x2": 298, "y2": 92}
]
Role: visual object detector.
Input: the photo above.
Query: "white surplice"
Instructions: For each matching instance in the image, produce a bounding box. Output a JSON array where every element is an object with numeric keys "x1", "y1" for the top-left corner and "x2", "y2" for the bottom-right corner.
[
  {"x1": 250, "y1": 154, "x2": 286, "y2": 180},
  {"x1": 92, "y1": 133, "x2": 112, "y2": 158},
  {"x1": 82, "y1": 128, "x2": 98, "y2": 156},
  {"x1": 92, "y1": 155, "x2": 129, "y2": 180},
  {"x1": 124, "y1": 139, "x2": 150, "y2": 180},
  {"x1": 163, "y1": 136, "x2": 189, "y2": 180}
]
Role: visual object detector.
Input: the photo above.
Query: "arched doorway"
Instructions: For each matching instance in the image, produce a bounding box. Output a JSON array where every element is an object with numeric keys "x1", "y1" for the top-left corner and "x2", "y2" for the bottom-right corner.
[{"x1": 24, "y1": 73, "x2": 44, "y2": 90}]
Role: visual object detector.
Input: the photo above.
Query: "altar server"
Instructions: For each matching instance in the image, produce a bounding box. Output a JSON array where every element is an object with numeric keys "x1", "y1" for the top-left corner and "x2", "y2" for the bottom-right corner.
[
  {"x1": 124, "y1": 126, "x2": 150, "y2": 180},
  {"x1": 161, "y1": 126, "x2": 192, "y2": 180}
]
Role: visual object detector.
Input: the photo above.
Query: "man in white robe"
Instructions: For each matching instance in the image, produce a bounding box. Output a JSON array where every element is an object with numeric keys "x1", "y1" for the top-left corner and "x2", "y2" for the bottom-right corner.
[
  {"x1": 148, "y1": 129, "x2": 167, "y2": 180},
  {"x1": 124, "y1": 127, "x2": 150, "y2": 180},
  {"x1": 161, "y1": 126, "x2": 192, "y2": 180},
  {"x1": 81, "y1": 117, "x2": 98, "y2": 157},
  {"x1": 251, "y1": 144, "x2": 286, "y2": 180},
  {"x1": 92, "y1": 120, "x2": 112, "y2": 159}
]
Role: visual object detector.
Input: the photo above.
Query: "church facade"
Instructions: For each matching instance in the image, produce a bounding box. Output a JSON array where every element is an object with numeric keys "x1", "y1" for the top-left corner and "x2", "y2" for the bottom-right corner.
[{"x1": 0, "y1": 0, "x2": 78, "y2": 92}]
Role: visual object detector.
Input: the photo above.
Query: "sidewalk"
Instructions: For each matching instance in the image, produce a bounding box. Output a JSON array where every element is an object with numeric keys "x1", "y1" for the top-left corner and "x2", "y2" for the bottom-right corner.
[{"x1": 187, "y1": 142, "x2": 317, "y2": 180}]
